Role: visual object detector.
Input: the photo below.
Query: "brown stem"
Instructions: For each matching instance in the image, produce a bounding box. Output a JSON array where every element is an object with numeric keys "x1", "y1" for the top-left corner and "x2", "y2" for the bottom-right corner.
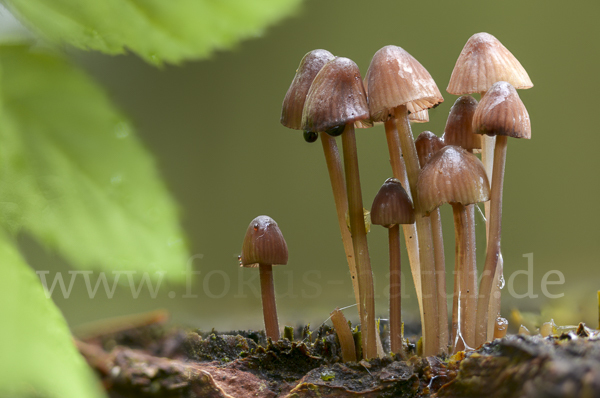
[
  {"x1": 330, "y1": 308, "x2": 357, "y2": 362},
  {"x1": 464, "y1": 205, "x2": 478, "y2": 347},
  {"x1": 430, "y1": 208, "x2": 448, "y2": 350},
  {"x1": 487, "y1": 255, "x2": 504, "y2": 341},
  {"x1": 475, "y1": 135, "x2": 507, "y2": 346},
  {"x1": 394, "y1": 105, "x2": 441, "y2": 356},
  {"x1": 388, "y1": 224, "x2": 403, "y2": 354},
  {"x1": 341, "y1": 124, "x2": 377, "y2": 359},
  {"x1": 450, "y1": 257, "x2": 464, "y2": 353},
  {"x1": 259, "y1": 263, "x2": 280, "y2": 341}
]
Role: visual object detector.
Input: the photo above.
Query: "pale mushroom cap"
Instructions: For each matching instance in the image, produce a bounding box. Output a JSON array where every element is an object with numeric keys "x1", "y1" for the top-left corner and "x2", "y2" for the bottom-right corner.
[
  {"x1": 472, "y1": 81, "x2": 531, "y2": 139},
  {"x1": 365, "y1": 45, "x2": 444, "y2": 122},
  {"x1": 371, "y1": 178, "x2": 415, "y2": 228},
  {"x1": 281, "y1": 49, "x2": 335, "y2": 130},
  {"x1": 241, "y1": 215, "x2": 288, "y2": 267},
  {"x1": 301, "y1": 57, "x2": 370, "y2": 133},
  {"x1": 418, "y1": 146, "x2": 490, "y2": 213},
  {"x1": 415, "y1": 131, "x2": 445, "y2": 168},
  {"x1": 409, "y1": 109, "x2": 429, "y2": 123},
  {"x1": 444, "y1": 95, "x2": 481, "y2": 150},
  {"x1": 447, "y1": 32, "x2": 533, "y2": 95}
]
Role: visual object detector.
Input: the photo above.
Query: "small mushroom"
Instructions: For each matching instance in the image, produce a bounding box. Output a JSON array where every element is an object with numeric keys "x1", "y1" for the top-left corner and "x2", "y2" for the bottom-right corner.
[{"x1": 240, "y1": 215, "x2": 288, "y2": 341}]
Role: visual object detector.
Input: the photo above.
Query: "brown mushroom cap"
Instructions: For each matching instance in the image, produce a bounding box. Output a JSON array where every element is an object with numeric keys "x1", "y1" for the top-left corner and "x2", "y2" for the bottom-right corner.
[
  {"x1": 443, "y1": 95, "x2": 481, "y2": 150},
  {"x1": 418, "y1": 146, "x2": 490, "y2": 214},
  {"x1": 415, "y1": 131, "x2": 445, "y2": 168},
  {"x1": 447, "y1": 32, "x2": 533, "y2": 95},
  {"x1": 365, "y1": 45, "x2": 444, "y2": 122},
  {"x1": 301, "y1": 57, "x2": 370, "y2": 133},
  {"x1": 370, "y1": 178, "x2": 415, "y2": 228},
  {"x1": 241, "y1": 216, "x2": 288, "y2": 267},
  {"x1": 281, "y1": 49, "x2": 335, "y2": 130},
  {"x1": 472, "y1": 81, "x2": 531, "y2": 139}
]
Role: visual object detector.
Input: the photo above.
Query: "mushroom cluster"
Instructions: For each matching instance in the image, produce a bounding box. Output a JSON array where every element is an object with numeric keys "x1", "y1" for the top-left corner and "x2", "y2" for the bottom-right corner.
[{"x1": 239, "y1": 32, "x2": 532, "y2": 360}]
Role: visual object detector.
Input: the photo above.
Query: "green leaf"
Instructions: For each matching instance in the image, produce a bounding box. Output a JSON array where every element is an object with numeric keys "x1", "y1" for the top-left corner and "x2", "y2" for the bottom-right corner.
[
  {"x1": 0, "y1": 230, "x2": 106, "y2": 398},
  {"x1": 2, "y1": 0, "x2": 302, "y2": 64},
  {"x1": 0, "y1": 45, "x2": 189, "y2": 281}
]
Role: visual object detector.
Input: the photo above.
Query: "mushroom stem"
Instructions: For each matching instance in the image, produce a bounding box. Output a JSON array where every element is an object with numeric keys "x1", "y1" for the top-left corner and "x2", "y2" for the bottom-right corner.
[
  {"x1": 388, "y1": 224, "x2": 403, "y2": 354},
  {"x1": 475, "y1": 135, "x2": 508, "y2": 346},
  {"x1": 259, "y1": 263, "x2": 280, "y2": 341},
  {"x1": 394, "y1": 105, "x2": 441, "y2": 356},
  {"x1": 330, "y1": 308, "x2": 357, "y2": 362},
  {"x1": 465, "y1": 205, "x2": 478, "y2": 345},
  {"x1": 340, "y1": 124, "x2": 377, "y2": 359},
  {"x1": 430, "y1": 208, "x2": 449, "y2": 349}
]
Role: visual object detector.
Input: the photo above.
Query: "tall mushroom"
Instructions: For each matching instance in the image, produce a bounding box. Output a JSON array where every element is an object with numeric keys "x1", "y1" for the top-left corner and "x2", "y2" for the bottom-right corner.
[
  {"x1": 472, "y1": 81, "x2": 531, "y2": 347},
  {"x1": 240, "y1": 215, "x2": 289, "y2": 341},
  {"x1": 418, "y1": 146, "x2": 490, "y2": 352},
  {"x1": 370, "y1": 178, "x2": 415, "y2": 354},
  {"x1": 301, "y1": 57, "x2": 377, "y2": 359},
  {"x1": 366, "y1": 45, "x2": 445, "y2": 356}
]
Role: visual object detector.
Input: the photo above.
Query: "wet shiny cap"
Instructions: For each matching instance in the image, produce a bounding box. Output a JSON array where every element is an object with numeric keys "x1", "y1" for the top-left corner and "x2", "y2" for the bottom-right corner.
[
  {"x1": 281, "y1": 49, "x2": 335, "y2": 130},
  {"x1": 472, "y1": 81, "x2": 531, "y2": 139},
  {"x1": 370, "y1": 178, "x2": 415, "y2": 228},
  {"x1": 418, "y1": 146, "x2": 490, "y2": 213},
  {"x1": 444, "y1": 96, "x2": 481, "y2": 150},
  {"x1": 301, "y1": 57, "x2": 370, "y2": 133},
  {"x1": 365, "y1": 45, "x2": 443, "y2": 122},
  {"x1": 240, "y1": 216, "x2": 288, "y2": 267},
  {"x1": 415, "y1": 131, "x2": 445, "y2": 168},
  {"x1": 447, "y1": 32, "x2": 533, "y2": 95}
]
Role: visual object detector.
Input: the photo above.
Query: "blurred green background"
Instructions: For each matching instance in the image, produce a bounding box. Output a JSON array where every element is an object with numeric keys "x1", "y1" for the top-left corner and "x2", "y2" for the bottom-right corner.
[{"x1": 23, "y1": 0, "x2": 600, "y2": 332}]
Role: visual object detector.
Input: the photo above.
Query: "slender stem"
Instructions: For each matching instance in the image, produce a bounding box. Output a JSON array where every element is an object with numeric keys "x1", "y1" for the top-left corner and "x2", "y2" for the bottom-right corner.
[
  {"x1": 341, "y1": 124, "x2": 377, "y2": 359},
  {"x1": 450, "y1": 254, "x2": 464, "y2": 353},
  {"x1": 388, "y1": 224, "x2": 403, "y2": 354},
  {"x1": 394, "y1": 105, "x2": 441, "y2": 356},
  {"x1": 479, "y1": 90, "x2": 492, "y2": 244},
  {"x1": 259, "y1": 263, "x2": 280, "y2": 341},
  {"x1": 430, "y1": 208, "x2": 448, "y2": 350},
  {"x1": 330, "y1": 308, "x2": 357, "y2": 362},
  {"x1": 475, "y1": 135, "x2": 507, "y2": 346},
  {"x1": 487, "y1": 255, "x2": 503, "y2": 341},
  {"x1": 464, "y1": 205, "x2": 478, "y2": 348}
]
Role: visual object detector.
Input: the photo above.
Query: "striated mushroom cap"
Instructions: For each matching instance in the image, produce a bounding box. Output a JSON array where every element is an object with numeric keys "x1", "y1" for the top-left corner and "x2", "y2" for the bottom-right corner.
[
  {"x1": 410, "y1": 109, "x2": 429, "y2": 123},
  {"x1": 447, "y1": 32, "x2": 533, "y2": 95},
  {"x1": 301, "y1": 57, "x2": 370, "y2": 133},
  {"x1": 472, "y1": 81, "x2": 531, "y2": 139},
  {"x1": 418, "y1": 146, "x2": 490, "y2": 213},
  {"x1": 281, "y1": 49, "x2": 335, "y2": 130},
  {"x1": 444, "y1": 95, "x2": 481, "y2": 150},
  {"x1": 241, "y1": 216, "x2": 288, "y2": 267},
  {"x1": 371, "y1": 178, "x2": 415, "y2": 228},
  {"x1": 415, "y1": 131, "x2": 445, "y2": 168},
  {"x1": 365, "y1": 45, "x2": 443, "y2": 122}
]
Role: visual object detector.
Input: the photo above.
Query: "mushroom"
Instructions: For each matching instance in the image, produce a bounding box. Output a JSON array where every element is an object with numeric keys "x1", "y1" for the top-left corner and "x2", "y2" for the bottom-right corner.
[
  {"x1": 240, "y1": 215, "x2": 288, "y2": 341},
  {"x1": 302, "y1": 57, "x2": 377, "y2": 359},
  {"x1": 365, "y1": 45, "x2": 445, "y2": 356},
  {"x1": 370, "y1": 178, "x2": 415, "y2": 355},
  {"x1": 472, "y1": 81, "x2": 531, "y2": 346},
  {"x1": 418, "y1": 146, "x2": 490, "y2": 352}
]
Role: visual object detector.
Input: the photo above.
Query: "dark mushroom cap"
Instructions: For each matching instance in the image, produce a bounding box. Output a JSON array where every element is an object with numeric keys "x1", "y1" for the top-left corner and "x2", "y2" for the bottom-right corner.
[
  {"x1": 418, "y1": 146, "x2": 490, "y2": 214},
  {"x1": 281, "y1": 49, "x2": 335, "y2": 130},
  {"x1": 472, "y1": 81, "x2": 531, "y2": 139},
  {"x1": 370, "y1": 178, "x2": 415, "y2": 228},
  {"x1": 415, "y1": 131, "x2": 445, "y2": 168},
  {"x1": 241, "y1": 216, "x2": 288, "y2": 267},
  {"x1": 301, "y1": 57, "x2": 370, "y2": 133},
  {"x1": 365, "y1": 45, "x2": 443, "y2": 122},
  {"x1": 444, "y1": 95, "x2": 481, "y2": 150},
  {"x1": 447, "y1": 32, "x2": 533, "y2": 95}
]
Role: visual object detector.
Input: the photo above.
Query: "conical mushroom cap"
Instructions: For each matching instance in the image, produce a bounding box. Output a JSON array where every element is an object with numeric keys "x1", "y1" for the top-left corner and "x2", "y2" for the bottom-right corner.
[
  {"x1": 371, "y1": 178, "x2": 415, "y2": 228},
  {"x1": 301, "y1": 57, "x2": 370, "y2": 133},
  {"x1": 415, "y1": 131, "x2": 445, "y2": 168},
  {"x1": 472, "y1": 81, "x2": 531, "y2": 139},
  {"x1": 410, "y1": 109, "x2": 429, "y2": 123},
  {"x1": 281, "y1": 49, "x2": 335, "y2": 130},
  {"x1": 365, "y1": 45, "x2": 444, "y2": 122},
  {"x1": 444, "y1": 95, "x2": 481, "y2": 150},
  {"x1": 418, "y1": 146, "x2": 490, "y2": 214},
  {"x1": 447, "y1": 32, "x2": 533, "y2": 95},
  {"x1": 241, "y1": 216, "x2": 288, "y2": 267}
]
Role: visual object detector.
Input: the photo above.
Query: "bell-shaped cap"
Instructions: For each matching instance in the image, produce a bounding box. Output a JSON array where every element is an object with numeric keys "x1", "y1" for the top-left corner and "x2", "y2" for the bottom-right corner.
[
  {"x1": 472, "y1": 81, "x2": 531, "y2": 139},
  {"x1": 447, "y1": 32, "x2": 533, "y2": 95},
  {"x1": 418, "y1": 146, "x2": 490, "y2": 214},
  {"x1": 301, "y1": 57, "x2": 370, "y2": 133},
  {"x1": 410, "y1": 109, "x2": 429, "y2": 123},
  {"x1": 415, "y1": 131, "x2": 445, "y2": 168},
  {"x1": 241, "y1": 216, "x2": 288, "y2": 267},
  {"x1": 365, "y1": 45, "x2": 443, "y2": 122},
  {"x1": 371, "y1": 178, "x2": 415, "y2": 228},
  {"x1": 281, "y1": 49, "x2": 335, "y2": 130},
  {"x1": 444, "y1": 95, "x2": 481, "y2": 150}
]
